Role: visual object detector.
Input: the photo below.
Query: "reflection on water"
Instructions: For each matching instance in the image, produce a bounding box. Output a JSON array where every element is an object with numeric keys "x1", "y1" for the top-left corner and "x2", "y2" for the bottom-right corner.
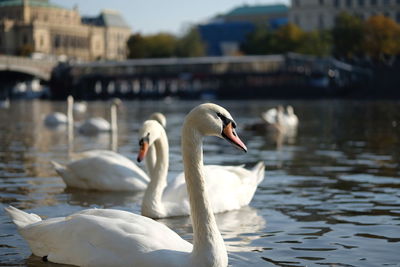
[{"x1": 1, "y1": 99, "x2": 400, "y2": 266}]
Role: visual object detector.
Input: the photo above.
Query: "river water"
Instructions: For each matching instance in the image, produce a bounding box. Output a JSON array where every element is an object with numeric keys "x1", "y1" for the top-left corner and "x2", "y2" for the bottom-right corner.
[{"x1": 0, "y1": 99, "x2": 399, "y2": 266}]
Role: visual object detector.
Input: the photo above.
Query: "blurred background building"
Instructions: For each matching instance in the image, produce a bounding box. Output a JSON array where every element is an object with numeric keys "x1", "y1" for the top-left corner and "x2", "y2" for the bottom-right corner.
[
  {"x1": 289, "y1": 0, "x2": 400, "y2": 31},
  {"x1": 0, "y1": 0, "x2": 131, "y2": 61},
  {"x1": 199, "y1": 4, "x2": 289, "y2": 56}
]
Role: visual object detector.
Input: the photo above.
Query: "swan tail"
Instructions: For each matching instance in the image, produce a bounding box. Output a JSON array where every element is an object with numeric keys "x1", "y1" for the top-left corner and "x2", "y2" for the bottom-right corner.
[
  {"x1": 252, "y1": 161, "x2": 265, "y2": 184},
  {"x1": 4, "y1": 206, "x2": 42, "y2": 229},
  {"x1": 50, "y1": 160, "x2": 66, "y2": 176}
]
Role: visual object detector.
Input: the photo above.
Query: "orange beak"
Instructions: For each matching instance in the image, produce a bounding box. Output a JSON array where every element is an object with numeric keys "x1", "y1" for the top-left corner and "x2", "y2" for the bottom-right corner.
[
  {"x1": 222, "y1": 122, "x2": 247, "y2": 152},
  {"x1": 137, "y1": 141, "x2": 149, "y2": 162}
]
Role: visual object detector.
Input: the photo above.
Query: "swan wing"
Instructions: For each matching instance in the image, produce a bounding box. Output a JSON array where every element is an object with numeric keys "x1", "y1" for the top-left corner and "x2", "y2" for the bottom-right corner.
[
  {"x1": 60, "y1": 150, "x2": 149, "y2": 191},
  {"x1": 14, "y1": 208, "x2": 192, "y2": 267},
  {"x1": 163, "y1": 163, "x2": 265, "y2": 215}
]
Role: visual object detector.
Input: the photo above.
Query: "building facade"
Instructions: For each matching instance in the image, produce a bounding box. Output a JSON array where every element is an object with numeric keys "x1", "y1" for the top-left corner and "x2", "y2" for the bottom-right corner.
[
  {"x1": 0, "y1": 0, "x2": 131, "y2": 61},
  {"x1": 289, "y1": 0, "x2": 400, "y2": 31}
]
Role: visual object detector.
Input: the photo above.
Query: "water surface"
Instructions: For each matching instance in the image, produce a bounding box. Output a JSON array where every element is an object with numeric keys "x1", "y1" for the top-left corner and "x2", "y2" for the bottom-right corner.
[{"x1": 0, "y1": 99, "x2": 399, "y2": 266}]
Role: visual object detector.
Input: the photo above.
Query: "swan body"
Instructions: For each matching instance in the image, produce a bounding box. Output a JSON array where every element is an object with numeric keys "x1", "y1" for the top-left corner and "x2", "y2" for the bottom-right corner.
[
  {"x1": 44, "y1": 112, "x2": 68, "y2": 126},
  {"x1": 6, "y1": 103, "x2": 247, "y2": 266},
  {"x1": 0, "y1": 98, "x2": 10, "y2": 109},
  {"x1": 73, "y1": 101, "x2": 87, "y2": 113},
  {"x1": 44, "y1": 96, "x2": 73, "y2": 127},
  {"x1": 78, "y1": 117, "x2": 111, "y2": 134},
  {"x1": 149, "y1": 112, "x2": 167, "y2": 128},
  {"x1": 162, "y1": 163, "x2": 265, "y2": 216},
  {"x1": 52, "y1": 150, "x2": 149, "y2": 191},
  {"x1": 78, "y1": 100, "x2": 119, "y2": 135},
  {"x1": 138, "y1": 120, "x2": 264, "y2": 218}
]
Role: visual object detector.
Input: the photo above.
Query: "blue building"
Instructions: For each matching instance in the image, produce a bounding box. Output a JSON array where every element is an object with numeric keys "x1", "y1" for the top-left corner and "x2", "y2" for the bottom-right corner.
[{"x1": 198, "y1": 4, "x2": 289, "y2": 56}]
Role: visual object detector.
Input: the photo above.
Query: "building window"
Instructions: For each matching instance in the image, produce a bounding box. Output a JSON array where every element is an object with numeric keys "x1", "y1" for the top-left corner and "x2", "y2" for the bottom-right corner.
[
  {"x1": 22, "y1": 34, "x2": 28, "y2": 45},
  {"x1": 40, "y1": 36, "x2": 44, "y2": 47},
  {"x1": 294, "y1": 0, "x2": 300, "y2": 7},
  {"x1": 334, "y1": 0, "x2": 341, "y2": 7},
  {"x1": 319, "y1": 0, "x2": 324, "y2": 5},
  {"x1": 54, "y1": 35, "x2": 60, "y2": 48},
  {"x1": 370, "y1": 0, "x2": 377, "y2": 5},
  {"x1": 346, "y1": 0, "x2": 352, "y2": 7},
  {"x1": 358, "y1": 0, "x2": 365, "y2": 6}
]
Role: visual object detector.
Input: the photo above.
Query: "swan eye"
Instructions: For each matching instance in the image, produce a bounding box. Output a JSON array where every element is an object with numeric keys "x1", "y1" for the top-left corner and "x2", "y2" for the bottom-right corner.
[
  {"x1": 216, "y1": 112, "x2": 237, "y2": 128},
  {"x1": 139, "y1": 133, "x2": 150, "y2": 145}
]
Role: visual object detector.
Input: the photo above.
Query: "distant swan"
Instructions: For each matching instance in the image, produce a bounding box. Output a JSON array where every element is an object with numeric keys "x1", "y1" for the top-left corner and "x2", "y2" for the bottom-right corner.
[
  {"x1": 137, "y1": 119, "x2": 265, "y2": 219},
  {"x1": 78, "y1": 98, "x2": 121, "y2": 135},
  {"x1": 6, "y1": 103, "x2": 247, "y2": 266},
  {"x1": 73, "y1": 101, "x2": 87, "y2": 114},
  {"x1": 44, "y1": 96, "x2": 73, "y2": 126}
]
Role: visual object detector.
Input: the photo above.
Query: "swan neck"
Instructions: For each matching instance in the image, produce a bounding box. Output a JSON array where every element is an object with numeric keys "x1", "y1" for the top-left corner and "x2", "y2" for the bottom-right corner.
[
  {"x1": 181, "y1": 123, "x2": 227, "y2": 266},
  {"x1": 110, "y1": 104, "x2": 118, "y2": 151},
  {"x1": 67, "y1": 97, "x2": 74, "y2": 158},
  {"x1": 141, "y1": 129, "x2": 169, "y2": 218},
  {"x1": 110, "y1": 104, "x2": 117, "y2": 133}
]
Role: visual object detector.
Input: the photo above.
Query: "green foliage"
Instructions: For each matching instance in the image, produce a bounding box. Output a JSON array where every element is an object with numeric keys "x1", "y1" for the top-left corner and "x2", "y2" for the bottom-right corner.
[
  {"x1": 127, "y1": 27, "x2": 205, "y2": 59},
  {"x1": 298, "y1": 30, "x2": 332, "y2": 57},
  {"x1": 127, "y1": 33, "x2": 177, "y2": 58},
  {"x1": 331, "y1": 12, "x2": 364, "y2": 59},
  {"x1": 175, "y1": 26, "x2": 206, "y2": 57},
  {"x1": 241, "y1": 23, "x2": 331, "y2": 56}
]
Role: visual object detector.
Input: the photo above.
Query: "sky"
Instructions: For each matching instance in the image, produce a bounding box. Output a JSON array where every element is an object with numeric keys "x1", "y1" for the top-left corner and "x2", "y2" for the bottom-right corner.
[{"x1": 52, "y1": 0, "x2": 289, "y2": 36}]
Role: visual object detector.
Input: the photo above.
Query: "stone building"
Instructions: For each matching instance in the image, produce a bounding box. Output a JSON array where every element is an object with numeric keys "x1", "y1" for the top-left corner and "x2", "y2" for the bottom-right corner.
[
  {"x1": 0, "y1": 0, "x2": 131, "y2": 61},
  {"x1": 289, "y1": 0, "x2": 400, "y2": 31}
]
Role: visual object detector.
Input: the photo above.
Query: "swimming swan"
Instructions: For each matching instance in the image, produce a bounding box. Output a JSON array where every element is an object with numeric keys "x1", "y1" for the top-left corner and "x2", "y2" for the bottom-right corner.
[
  {"x1": 5, "y1": 103, "x2": 247, "y2": 267},
  {"x1": 44, "y1": 96, "x2": 73, "y2": 127},
  {"x1": 78, "y1": 99, "x2": 120, "y2": 135},
  {"x1": 51, "y1": 149, "x2": 149, "y2": 191},
  {"x1": 137, "y1": 119, "x2": 265, "y2": 218}
]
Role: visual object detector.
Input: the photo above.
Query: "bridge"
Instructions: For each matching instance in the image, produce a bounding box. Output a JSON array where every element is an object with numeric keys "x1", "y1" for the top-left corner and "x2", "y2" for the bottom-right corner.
[
  {"x1": 0, "y1": 55, "x2": 57, "y2": 81},
  {"x1": 51, "y1": 53, "x2": 372, "y2": 100}
]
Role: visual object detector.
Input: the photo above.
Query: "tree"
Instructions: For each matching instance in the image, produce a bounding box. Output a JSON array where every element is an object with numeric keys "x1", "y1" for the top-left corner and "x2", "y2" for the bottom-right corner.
[
  {"x1": 240, "y1": 26, "x2": 275, "y2": 55},
  {"x1": 363, "y1": 15, "x2": 400, "y2": 64},
  {"x1": 298, "y1": 30, "x2": 332, "y2": 57},
  {"x1": 127, "y1": 33, "x2": 177, "y2": 58},
  {"x1": 274, "y1": 23, "x2": 305, "y2": 53},
  {"x1": 127, "y1": 34, "x2": 148, "y2": 58},
  {"x1": 331, "y1": 12, "x2": 364, "y2": 60},
  {"x1": 175, "y1": 26, "x2": 205, "y2": 57}
]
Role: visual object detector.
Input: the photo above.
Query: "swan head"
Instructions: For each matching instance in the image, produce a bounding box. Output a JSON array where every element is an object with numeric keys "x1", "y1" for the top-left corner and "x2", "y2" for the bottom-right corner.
[
  {"x1": 185, "y1": 103, "x2": 247, "y2": 152},
  {"x1": 149, "y1": 112, "x2": 167, "y2": 128},
  {"x1": 137, "y1": 120, "x2": 164, "y2": 162}
]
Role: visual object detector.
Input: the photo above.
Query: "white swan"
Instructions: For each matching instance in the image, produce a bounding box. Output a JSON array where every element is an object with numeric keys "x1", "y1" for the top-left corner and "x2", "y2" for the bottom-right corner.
[
  {"x1": 145, "y1": 112, "x2": 167, "y2": 173},
  {"x1": 73, "y1": 101, "x2": 87, "y2": 114},
  {"x1": 149, "y1": 112, "x2": 166, "y2": 128},
  {"x1": 5, "y1": 103, "x2": 248, "y2": 266},
  {"x1": 0, "y1": 97, "x2": 10, "y2": 109},
  {"x1": 282, "y1": 105, "x2": 299, "y2": 129},
  {"x1": 51, "y1": 149, "x2": 149, "y2": 191},
  {"x1": 78, "y1": 99, "x2": 120, "y2": 135},
  {"x1": 44, "y1": 96, "x2": 73, "y2": 126},
  {"x1": 137, "y1": 119, "x2": 265, "y2": 218}
]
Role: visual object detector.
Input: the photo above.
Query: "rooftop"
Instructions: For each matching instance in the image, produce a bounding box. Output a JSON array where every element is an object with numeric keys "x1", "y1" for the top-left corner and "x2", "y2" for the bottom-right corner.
[
  {"x1": 0, "y1": 0, "x2": 63, "y2": 8},
  {"x1": 82, "y1": 10, "x2": 130, "y2": 29},
  {"x1": 225, "y1": 4, "x2": 288, "y2": 17}
]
